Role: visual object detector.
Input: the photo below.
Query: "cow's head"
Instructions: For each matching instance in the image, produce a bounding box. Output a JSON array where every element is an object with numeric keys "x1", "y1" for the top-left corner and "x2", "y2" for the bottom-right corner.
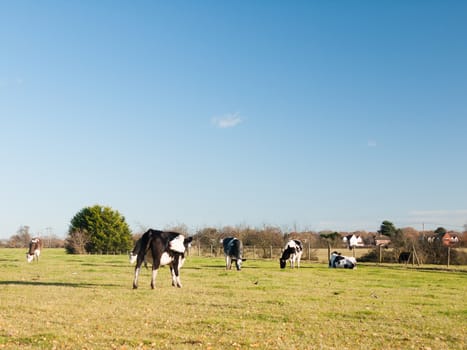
[
  {"x1": 235, "y1": 258, "x2": 243, "y2": 271},
  {"x1": 129, "y1": 252, "x2": 138, "y2": 264},
  {"x1": 184, "y1": 236, "x2": 193, "y2": 250},
  {"x1": 279, "y1": 258, "x2": 287, "y2": 269},
  {"x1": 26, "y1": 253, "x2": 34, "y2": 263}
]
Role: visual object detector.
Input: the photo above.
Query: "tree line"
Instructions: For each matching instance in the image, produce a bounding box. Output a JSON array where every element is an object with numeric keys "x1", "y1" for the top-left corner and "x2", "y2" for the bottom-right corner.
[{"x1": 1, "y1": 205, "x2": 466, "y2": 264}]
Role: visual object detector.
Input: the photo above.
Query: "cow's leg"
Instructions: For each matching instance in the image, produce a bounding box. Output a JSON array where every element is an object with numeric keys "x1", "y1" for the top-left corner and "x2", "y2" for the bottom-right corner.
[
  {"x1": 225, "y1": 256, "x2": 232, "y2": 270},
  {"x1": 150, "y1": 267, "x2": 159, "y2": 289},
  {"x1": 133, "y1": 265, "x2": 141, "y2": 289},
  {"x1": 171, "y1": 257, "x2": 182, "y2": 288},
  {"x1": 133, "y1": 253, "x2": 147, "y2": 289},
  {"x1": 150, "y1": 254, "x2": 162, "y2": 289},
  {"x1": 170, "y1": 265, "x2": 176, "y2": 287},
  {"x1": 297, "y1": 254, "x2": 301, "y2": 268}
]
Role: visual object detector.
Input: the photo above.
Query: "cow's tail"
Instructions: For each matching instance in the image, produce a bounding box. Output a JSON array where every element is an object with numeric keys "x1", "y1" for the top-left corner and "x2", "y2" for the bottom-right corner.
[{"x1": 139, "y1": 230, "x2": 153, "y2": 257}]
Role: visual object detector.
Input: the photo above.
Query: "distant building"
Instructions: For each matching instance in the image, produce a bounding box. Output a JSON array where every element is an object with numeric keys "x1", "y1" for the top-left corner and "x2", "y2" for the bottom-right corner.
[
  {"x1": 374, "y1": 235, "x2": 391, "y2": 247},
  {"x1": 343, "y1": 234, "x2": 364, "y2": 249},
  {"x1": 442, "y1": 232, "x2": 459, "y2": 246}
]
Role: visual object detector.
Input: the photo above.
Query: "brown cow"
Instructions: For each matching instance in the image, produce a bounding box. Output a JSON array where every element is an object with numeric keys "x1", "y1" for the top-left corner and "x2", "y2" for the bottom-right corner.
[{"x1": 27, "y1": 237, "x2": 42, "y2": 263}]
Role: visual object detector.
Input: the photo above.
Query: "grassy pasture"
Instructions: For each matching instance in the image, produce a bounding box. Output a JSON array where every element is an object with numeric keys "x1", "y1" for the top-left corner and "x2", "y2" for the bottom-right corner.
[{"x1": 0, "y1": 249, "x2": 465, "y2": 349}]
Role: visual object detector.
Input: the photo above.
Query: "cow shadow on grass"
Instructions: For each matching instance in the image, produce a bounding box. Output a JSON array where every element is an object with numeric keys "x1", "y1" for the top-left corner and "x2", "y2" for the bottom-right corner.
[{"x1": 0, "y1": 280, "x2": 119, "y2": 288}]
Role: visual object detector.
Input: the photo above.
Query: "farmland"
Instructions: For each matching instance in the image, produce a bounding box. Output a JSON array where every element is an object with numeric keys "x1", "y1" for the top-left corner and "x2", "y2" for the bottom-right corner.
[{"x1": 0, "y1": 248, "x2": 465, "y2": 349}]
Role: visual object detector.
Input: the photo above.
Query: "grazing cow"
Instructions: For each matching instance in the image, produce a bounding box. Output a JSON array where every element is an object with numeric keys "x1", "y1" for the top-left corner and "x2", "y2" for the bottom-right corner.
[
  {"x1": 280, "y1": 240, "x2": 303, "y2": 269},
  {"x1": 26, "y1": 237, "x2": 42, "y2": 263},
  {"x1": 132, "y1": 229, "x2": 193, "y2": 289},
  {"x1": 398, "y1": 251, "x2": 411, "y2": 263},
  {"x1": 329, "y1": 251, "x2": 357, "y2": 269},
  {"x1": 221, "y1": 237, "x2": 244, "y2": 270}
]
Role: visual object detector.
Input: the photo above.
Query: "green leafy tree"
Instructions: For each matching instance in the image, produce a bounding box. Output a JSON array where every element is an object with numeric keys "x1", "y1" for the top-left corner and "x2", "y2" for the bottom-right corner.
[
  {"x1": 319, "y1": 232, "x2": 341, "y2": 248},
  {"x1": 378, "y1": 220, "x2": 406, "y2": 259},
  {"x1": 66, "y1": 205, "x2": 132, "y2": 254},
  {"x1": 378, "y1": 221, "x2": 398, "y2": 238},
  {"x1": 434, "y1": 227, "x2": 447, "y2": 238}
]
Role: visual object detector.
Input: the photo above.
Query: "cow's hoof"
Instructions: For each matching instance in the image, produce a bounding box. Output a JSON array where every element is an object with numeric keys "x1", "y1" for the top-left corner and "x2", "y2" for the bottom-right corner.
[{"x1": 133, "y1": 285, "x2": 138, "y2": 289}]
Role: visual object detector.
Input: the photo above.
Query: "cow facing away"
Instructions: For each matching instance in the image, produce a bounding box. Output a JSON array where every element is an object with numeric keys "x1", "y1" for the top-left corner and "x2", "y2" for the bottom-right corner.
[
  {"x1": 27, "y1": 237, "x2": 42, "y2": 263},
  {"x1": 329, "y1": 251, "x2": 357, "y2": 269},
  {"x1": 132, "y1": 229, "x2": 193, "y2": 289},
  {"x1": 221, "y1": 237, "x2": 244, "y2": 271},
  {"x1": 280, "y1": 239, "x2": 303, "y2": 269}
]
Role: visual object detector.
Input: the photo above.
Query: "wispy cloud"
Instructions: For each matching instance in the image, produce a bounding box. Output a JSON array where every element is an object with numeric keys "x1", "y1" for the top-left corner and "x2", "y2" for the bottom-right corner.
[
  {"x1": 367, "y1": 140, "x2": 377, "y2": 147},
  {"x1": 211, "y1": 113, "x2": 243, "y2": 129},
  {"x1": 407, "y1": 210, "x2": 467, "y2": 229},
  {"x1": 315, "y1": 220, "x2": 378, "y2": 232},
  {"x1": 0, "y1": 77, "x2": 24, "y2": 88}
]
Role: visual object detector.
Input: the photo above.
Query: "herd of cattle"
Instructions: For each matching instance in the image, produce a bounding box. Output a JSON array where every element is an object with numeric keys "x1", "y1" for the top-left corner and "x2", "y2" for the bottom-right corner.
[{"x1": 26, "y1": 231, "x2": 358, "y2": 289}]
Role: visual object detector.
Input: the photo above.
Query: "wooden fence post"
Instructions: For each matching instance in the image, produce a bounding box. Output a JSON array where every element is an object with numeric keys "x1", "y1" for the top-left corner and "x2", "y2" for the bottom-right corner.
[{"x1": 447, "y1": 247, "x2": 451, "y2": 268}]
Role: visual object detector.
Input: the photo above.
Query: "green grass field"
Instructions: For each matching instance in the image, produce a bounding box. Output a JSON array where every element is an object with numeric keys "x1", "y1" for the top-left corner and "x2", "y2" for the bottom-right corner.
[{"x1": 0, "y1": 249, "x2": 465, "y2": 349}]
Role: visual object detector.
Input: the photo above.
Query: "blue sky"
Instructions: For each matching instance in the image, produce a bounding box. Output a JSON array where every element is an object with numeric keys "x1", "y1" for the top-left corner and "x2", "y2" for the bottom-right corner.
[{"x1": 1, "y1": 0, "x2": 466, "y2": 238}]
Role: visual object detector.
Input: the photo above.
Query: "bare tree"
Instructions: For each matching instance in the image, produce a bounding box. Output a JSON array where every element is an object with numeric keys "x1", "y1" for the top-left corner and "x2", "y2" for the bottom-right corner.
[
  {"x1": 65, "y1": 229, "x2": 90, "y2": 254},
  {"x1": 8, "y1": 225, "x2": 31, "y2": 248}
]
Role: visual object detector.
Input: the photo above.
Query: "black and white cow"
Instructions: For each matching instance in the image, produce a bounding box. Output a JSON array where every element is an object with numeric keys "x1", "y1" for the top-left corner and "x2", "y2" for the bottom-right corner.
[
  {"x1": 26, "y1": 237, "x2": 42, "y2": 263},
  {"x1": 280, "y1": 239, "x2": 303, "y2": 269},
  {"x1": 329, "y1": 251, "x2": 357, "y2": 269},
  {"x1": 221, "y1": 237, "x2": 244, "y2": 271},
  {"x1": 398, "y1": 251, "x2": 411, "y2": 263},
  {"x1": 132, "y1": 229, "x2": 193, "y2": 289}
]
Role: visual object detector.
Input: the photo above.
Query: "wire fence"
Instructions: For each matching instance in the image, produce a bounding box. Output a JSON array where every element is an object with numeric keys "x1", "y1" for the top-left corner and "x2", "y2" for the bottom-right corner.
[{"x1": 187, "y1": 243, "x2": 371, "y2": 262}]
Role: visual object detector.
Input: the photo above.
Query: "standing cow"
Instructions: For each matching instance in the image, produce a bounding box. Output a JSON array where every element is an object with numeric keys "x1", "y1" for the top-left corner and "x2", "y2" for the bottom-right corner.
[
  {"x1": 221, "y1": 237, "x2": 244, "y2": 271},
  {"x1": 132, "y1": 229, "x2": 193, "y2": 289},
  {"x1": 280, "y1": 239, "x2": 303, "y2": 269},
  {"x1": 329, "y1": 251, "x2": 357, "y2": 269},
  {"x1": 398, "y1": 251, "x2": 411, "y2": 264},
  {"x1": 27, "y1": 237, "x2": 42, "y2": 263}
]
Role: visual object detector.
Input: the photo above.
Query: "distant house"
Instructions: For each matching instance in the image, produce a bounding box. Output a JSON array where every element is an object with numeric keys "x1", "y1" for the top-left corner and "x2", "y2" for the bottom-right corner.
[
  {"x1": 442, "y1": 232, "x2": 459, "y2": 246},
  {"x1": 343, "y1": 234, "x2": 364, "y2": 249},
  {"x1": 427, "y1": 232, "x2": 460, "y2": 246},
  {"x1": 374, "y1": 235, "x2": 391, "y2": 247}
]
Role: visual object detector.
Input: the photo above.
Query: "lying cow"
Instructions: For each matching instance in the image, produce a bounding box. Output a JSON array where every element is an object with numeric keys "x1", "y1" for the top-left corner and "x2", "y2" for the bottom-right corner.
[
  {"x1": 132, "y1": 229, "x2": 193, "y2": 289},
  {"x1": 329, "y1": 251, "x2": 357, "y2": 269},
  {"x1": 280, "y1": 239, "x2": 303, "y2": 269},
  {"x1": 27, "y1": 237, "x2": 42, "y2": 263},
  {"x1": 221, "y1": 237, "x2": 244, "y2": 271}
]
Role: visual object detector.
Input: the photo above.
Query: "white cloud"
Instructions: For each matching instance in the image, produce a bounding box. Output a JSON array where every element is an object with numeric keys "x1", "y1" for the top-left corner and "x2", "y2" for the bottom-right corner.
[
  {"x1": 211, "y1": 113, "x2": 243, "y2": 128},
  {"x1": 367, "y1": 140, "x2": 377, "y2": 147}
]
